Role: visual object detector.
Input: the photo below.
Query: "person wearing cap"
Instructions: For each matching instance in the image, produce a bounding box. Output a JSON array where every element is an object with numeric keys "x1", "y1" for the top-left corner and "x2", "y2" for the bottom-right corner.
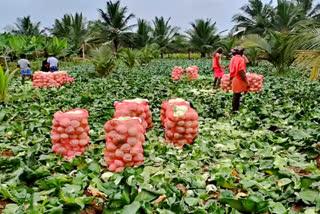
[
  {"x1": 212, "y1": 47, "x2": 225, "y2": 88},
  {"x1": 229, "y1": 47, "x2": 250, "y2": 112},
  {"x1": 229, "y1": 48, "x2": 238, "y2": 79}
]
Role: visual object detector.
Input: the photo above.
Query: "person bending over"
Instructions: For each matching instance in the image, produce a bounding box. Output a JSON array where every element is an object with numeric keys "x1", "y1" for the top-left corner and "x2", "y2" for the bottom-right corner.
[
  {"x1": 48, "y1": 54, "x2": 59, "y2": 72},
  {"x1": 41, "y1": 54, "x2": 50, "y2": 72}
]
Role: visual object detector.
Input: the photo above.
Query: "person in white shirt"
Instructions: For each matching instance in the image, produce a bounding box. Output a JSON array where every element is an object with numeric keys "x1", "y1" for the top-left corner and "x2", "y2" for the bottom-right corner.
[
  {"x1": 17, "y1": 54, "x2": 33, "y2": 85},
  {"x1": 47, "y1": 54, "x2": 59, "y2": 72}
]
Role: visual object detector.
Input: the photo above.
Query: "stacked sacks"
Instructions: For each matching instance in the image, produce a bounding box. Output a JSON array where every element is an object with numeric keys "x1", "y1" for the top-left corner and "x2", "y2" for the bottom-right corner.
[
  {"x1": 33, "y1": 71, "x2": 71, "y2": 88},
  {"x1": 164, "y1": 105, "x2": 199, "y2": 147},
  {"x1": 104, "y1": 117, "x2": 145, "y2": 172},
  {"x1": 53, "y1": 71, "x2": 68, "y2": 85},
  {"x1": 160, "y1": 98, "x2": 190, "y2": 126},
  {"x1": 221, "y1": 74, "x2": 232, "y2": 92},
  {"x1": 171, "y1": 66, "x2": 184, "y2": 81},
  {"x1": 114, "y1": 99, "x2": 153, "y2": 129},
  {"x1": 186, "y1": 66, "x2": 199, "y2": 80},
  {"x1": 33, "y1": 72, "x2": 59, "y2": 88},
  {"x1": 247, "y1": 73, "x2": 264, "y2": 93},
  {"x1": 220, "y1": 73, "x2": 264, "y2": 93},
  {"x1": 51, "y1": 109, "x2": 90, "y2": 161}
]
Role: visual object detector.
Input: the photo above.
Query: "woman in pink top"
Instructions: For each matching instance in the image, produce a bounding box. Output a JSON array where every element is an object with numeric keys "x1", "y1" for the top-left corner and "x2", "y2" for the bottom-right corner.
[{"x1": 212, "y1": 48, "x2": 225, "y2": 88}]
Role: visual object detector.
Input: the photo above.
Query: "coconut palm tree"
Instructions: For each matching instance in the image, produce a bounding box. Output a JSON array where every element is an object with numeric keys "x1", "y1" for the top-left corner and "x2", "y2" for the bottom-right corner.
[
  {"x1": 97, "y1": 0, "x2": 135, "y2": 54},
  {"x1": 271, "y1": 0, "x2": 305, "y2": 33},
  {"x1": 134, "y1": 19, "x2": 152, "y2": 49},
  {"x1": 151, "y1": 16, "x2": 179, "y2": 58},
  {"x1": 290, "y1": 25, "x2": 320, "y2": 79},
  {"x1": 295, "y1": 0, "x2": 320, "y2": 19},
  {"x1": 52, "y1": 13, "x2": 92, "y2": 57},
  {"x1": 242, "y1": 31, "x2": 295, "y2": 73},
  {"x1": 232, "y1": 0, "x2": 273, "y2": 36},
  {"x1": 12, "y1": 16, "x2": 43, "y2": 36},
  {"x1": 186, "y1": 19, "x2": 220, "y2": 58}
]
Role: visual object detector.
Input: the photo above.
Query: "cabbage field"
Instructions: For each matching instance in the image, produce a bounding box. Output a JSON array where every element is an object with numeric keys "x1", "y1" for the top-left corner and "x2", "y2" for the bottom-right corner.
[{"x1": 0, "y1": 59, "x2": 320, "y2": 214}]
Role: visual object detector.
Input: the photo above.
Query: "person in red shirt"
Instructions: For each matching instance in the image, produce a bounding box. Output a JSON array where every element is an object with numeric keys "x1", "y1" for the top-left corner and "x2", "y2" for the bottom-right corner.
[
  {"x1": 230, "y1": 47, "x2": 250, "y2": 112},
  {"x1": 212, "y1": 48, "x2": 225, "y2": 88}
]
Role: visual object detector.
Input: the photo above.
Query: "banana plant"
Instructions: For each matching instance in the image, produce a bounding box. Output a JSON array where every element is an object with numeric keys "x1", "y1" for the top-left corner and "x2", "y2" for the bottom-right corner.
[
  {"x1": 0, "y1": 65, "x2": 17, "y2": 102},
  {"x1": 45, "y1": 37, "x2": 68, "y2": 57}
]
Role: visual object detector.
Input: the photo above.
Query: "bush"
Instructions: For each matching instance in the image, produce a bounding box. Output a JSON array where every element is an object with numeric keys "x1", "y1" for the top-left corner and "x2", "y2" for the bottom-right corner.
[{"x1": 91, "y1": 45, "x2": 117, "y2": 76}]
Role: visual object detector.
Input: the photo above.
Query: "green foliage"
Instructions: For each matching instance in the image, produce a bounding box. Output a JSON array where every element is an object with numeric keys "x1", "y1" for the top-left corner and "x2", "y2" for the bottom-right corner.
[
  {"x1": 0, "y1": 65, "x2": 16, "y2": 102},
  {"x1": 11, "y1": 16, "x2": 43, "y2": 36},
  {"x1": 242, "y1": 32, "x2": 295, "y2": 72},
  {"x1": 232, "y1": 0, "x2": 274, "y2": 35},
  {"x1": 91, "y1": 45, "x2": 117, "y2": 76},
  {"x1": 97, "y1": 0, "x2": 135, "y2": 53},
  {"x1": 186, "y1": 19, "x2": 220, "y2": 58},
  {"x1": 119, "y1": 48, "x2": 139, "y2": 69},
  {"x1": 45, "y1": 37, "x2": 68, "y2": 57},
  {"x1": 135, "y1": 19, "x2": 152, "y2": 49},
  {"x1": 51, "y1": 13, "x2": 92, "y2": 57},
  {"x1": 151, "y1": 16, "x2": 179, "y2": 57},
  {"x1": 138, "y1": 44, "x2": 160, "y2": 64},
  {"x1": 1, "y1": 60, "x2": 320, "y2": 213}
]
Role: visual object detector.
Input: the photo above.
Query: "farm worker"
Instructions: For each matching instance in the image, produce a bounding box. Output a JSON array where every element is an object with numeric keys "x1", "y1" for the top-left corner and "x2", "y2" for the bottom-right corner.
[
  {"x1": 212, "y1": 47, "x2": 225, "y2": 88},
  {"x1": 47, "y1": 54, "x2": 59, "y2": 72},
  {"x1": 41, "y1": 54, "x2": 50, "y2": 72},
  {"x1": 230, "y1": 47, "x2": 250, "y2": 112},
  {"x1": 229, "y1": 49, "x2": 238, "y2": 78},
  {"x1": 17, "y1": 54, "x2": 33, "y2": 85}
]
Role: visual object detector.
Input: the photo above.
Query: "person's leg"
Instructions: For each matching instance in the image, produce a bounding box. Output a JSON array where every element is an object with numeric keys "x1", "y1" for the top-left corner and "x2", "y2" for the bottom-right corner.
[
  {"x1": 21, "y1": 75, "x2": 25, "y2": 85},
  {"x1": 217, "y1": 78, "x2": 221, "y2": 88},
  {"x1": 232, "y1": 93, "x2": 241, "y2": 112},
  {"x1": 214, "y1": 77, "x2": 218, "y2": 87}
]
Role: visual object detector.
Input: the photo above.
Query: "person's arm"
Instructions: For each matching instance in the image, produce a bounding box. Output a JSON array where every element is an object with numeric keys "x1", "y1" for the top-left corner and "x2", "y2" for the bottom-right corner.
[
  {"x1": 239, "y1": 70, "x2": 249, "y2": 87},
  {"x1": 243, "y1": 55, "x2": 249, "y2": 64}
]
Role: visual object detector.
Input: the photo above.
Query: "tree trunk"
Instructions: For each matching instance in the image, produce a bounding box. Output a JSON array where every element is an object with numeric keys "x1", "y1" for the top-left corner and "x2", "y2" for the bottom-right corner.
[
  {"x1": 188, "y1": 50, "x2": 191, "y2": 60},
  {"x1": 82, "y1": 44, "x2": 85, "y2": 59},
  {"x1": 201, "y1": 52, "x2": 206, "y2": 58},
  {"x1": 114, "y1": 40, "x2": 119, "y2": 54}
]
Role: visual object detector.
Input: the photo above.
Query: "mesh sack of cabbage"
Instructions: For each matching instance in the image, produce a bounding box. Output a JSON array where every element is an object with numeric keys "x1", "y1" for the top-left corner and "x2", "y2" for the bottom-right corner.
[
  {"x1": 114, "y1": 98, "x2": 153, "y2": 129},
  {"x1": 171, "y1": 66, "x2": 184, "y2": 81},
  {"x1": 33, "y1": 71, "x2": 70, "y2": 88},
  {"x1": 186, "y1": 66, "x2": 199, "y2": 80},
  {"x1": 104, "y1": 117, "x2": 146, "y2": 172},
  {"x1": 33, "y1": 72, "x2": 59, "y2": 88},
  {"x1": 164, "y1": 105, "x2": 199, "y2": 147},
  {"x1": 53, "y1": 71, "x2": 68, "y2": 85},
  {"x1": 160, "y1": 98, "x2": 190, "y2": 126},
  {"x1": 221, "y1": 74, "x2": 232, "y2": 92},
  {"x1": 247, "y1": 73, "x2": 264, "y2": 93},
  {"x1": 51, "y1": 109, "x2": 90, "y2": 161}
]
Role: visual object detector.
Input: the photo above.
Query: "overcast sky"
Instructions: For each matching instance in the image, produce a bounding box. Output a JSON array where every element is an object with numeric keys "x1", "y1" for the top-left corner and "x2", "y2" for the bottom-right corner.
[{"x1": 0, "y1": 0, "x2": 309, "y2": 33}]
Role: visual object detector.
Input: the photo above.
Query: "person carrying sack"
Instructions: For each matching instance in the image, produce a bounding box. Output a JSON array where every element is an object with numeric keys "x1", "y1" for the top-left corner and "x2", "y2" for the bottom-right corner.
[{"x1": 229, "y1": 47, "x2": 250, "y2": 112}]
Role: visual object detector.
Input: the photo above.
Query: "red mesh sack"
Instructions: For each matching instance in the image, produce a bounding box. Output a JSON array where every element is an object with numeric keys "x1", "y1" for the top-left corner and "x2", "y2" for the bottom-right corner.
[
  {"x1": 164, "y1": 105, "x2": 199, "y2": 147},
  {"x1": 171, "y1": 67, "x2": 184, "y2": 81},
  {"x1": 51, "y1": 109, "x2": 90, "y2": 161},
  {"x1": 114, "y1": 98, "x2": 153, "y2": 129},
  {"x1": 33, "y1": 71, "x2": 70, "y2": 88},
  {"x1": 247, "y1": 73, "x2": 264, "y2": 93},
  {"x1": 160, "y1": 98, "x2": 190, "y2": 126},
  {"x1": 221, "y1": 74, "x2": 232, "y2": 92},
  {"x1": 104, "y1": 117, "x2": 145, "y2": 172},
  {"x1": 186, "y1": 66, "x2": 199, "y2": 80}
]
